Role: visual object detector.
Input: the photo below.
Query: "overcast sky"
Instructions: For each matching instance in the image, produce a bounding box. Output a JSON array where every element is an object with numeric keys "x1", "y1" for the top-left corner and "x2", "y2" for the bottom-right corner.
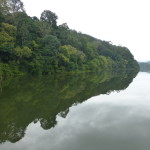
[{"x1": 21, "y1": 0, "x2": 150, "y2": 62}]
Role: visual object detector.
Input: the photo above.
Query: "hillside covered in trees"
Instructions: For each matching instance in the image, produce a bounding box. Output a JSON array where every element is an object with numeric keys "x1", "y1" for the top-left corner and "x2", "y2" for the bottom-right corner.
[
  {"x1": 0, "y1": 0, "x2": 139, "y2": 78},
  {"x1": 139, "y1": 61, "x2": 150, "y2": 72}
]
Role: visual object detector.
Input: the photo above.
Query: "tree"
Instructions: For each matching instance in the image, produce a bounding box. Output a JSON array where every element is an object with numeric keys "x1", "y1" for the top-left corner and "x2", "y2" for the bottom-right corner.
[
  {"x1": 1, "y1": 23, "x2": 16, "y2": 37},
  {"x1": 40, "y1": 10, "x2": 58, "y2": 28},
  {"x1": 58, "y1": 45, "x2": 86, "y2": 70},
  {"x1": 0, "y1": 0, "x2": 9, "y2": 15},
  {"x1": 0, "y1": 23, "x2": 16, "y2": 62},
  {"x1": 8, "y1": 12, "x2": 41, "y2": 46},
  {"x1": 7, "y1": 0, "x2": 25, "y2": 13},
  {"x1": 41, "y1": 35, "x2": 60, "y2": 56},
  {"x1": 14, "y1": 46, "x2": 32, "y2": 58},
  {"x1": 36, "y1": 21, "x2": 52, "y2": 37},
  {"x1": 0, "y1": 0, "x2": 25, "y2": 14}
]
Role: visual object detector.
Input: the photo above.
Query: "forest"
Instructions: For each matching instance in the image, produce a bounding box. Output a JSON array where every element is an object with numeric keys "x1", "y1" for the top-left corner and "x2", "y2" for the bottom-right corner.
[
  {"x1": 0, "y1": 0, "x2": 139, "y2": 78},
  {"x1": 139, "y1": 61, "x2": 150, "y2": 72}
]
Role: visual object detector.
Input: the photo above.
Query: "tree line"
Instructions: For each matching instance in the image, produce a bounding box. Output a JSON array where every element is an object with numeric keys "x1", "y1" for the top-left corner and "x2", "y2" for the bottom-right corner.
[
  {"x1": 0, "y1": 0, "x2": 139, "y2": 78},
  {"x1": 139, "y1": 62, "x2": 150, "y2": 72}
]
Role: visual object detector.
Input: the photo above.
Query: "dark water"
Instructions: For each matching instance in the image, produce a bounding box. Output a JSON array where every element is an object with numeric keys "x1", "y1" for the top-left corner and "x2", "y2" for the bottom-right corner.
[{"x1": 1, "y1": 70, "x2": 150, "y2": 150}]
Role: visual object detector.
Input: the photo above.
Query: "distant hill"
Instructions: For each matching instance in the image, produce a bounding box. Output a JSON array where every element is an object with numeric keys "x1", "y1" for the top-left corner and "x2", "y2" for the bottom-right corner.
[{"x1": 139, "y1": 62, "x2": 150, "y2": 72}]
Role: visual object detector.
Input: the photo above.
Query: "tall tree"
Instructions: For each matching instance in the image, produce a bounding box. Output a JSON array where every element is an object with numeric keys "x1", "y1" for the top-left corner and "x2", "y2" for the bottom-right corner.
[
  {"x1": 0, "y1": 0, "x2": 9, "y2": 15},
  {"x1": 8, "y1": 0, "x2": 25, "y2": 13},
  {"x1": 0, "y1": 0, "x2": 25, "y2": 14},
  {"x1": 40, "y1": 10, "x2": 58, "y2": 28}
]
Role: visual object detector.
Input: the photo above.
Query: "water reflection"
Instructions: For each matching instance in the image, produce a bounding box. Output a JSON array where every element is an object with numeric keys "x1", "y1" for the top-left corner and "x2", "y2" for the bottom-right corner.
[{"x1": 0, "y1": 70, "x2": 138, "y2": 144}]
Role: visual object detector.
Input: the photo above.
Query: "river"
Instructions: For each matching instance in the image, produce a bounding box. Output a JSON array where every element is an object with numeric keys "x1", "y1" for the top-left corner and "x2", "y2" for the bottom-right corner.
[{"x1": 1, "y1": 71, "x2": 150, "y2": 150}]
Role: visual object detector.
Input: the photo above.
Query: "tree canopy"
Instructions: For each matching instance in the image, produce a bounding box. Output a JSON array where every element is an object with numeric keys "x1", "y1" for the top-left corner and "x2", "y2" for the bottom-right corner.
[{"x1": 0, "y1": 0, "x2": 139, "y2": 78}]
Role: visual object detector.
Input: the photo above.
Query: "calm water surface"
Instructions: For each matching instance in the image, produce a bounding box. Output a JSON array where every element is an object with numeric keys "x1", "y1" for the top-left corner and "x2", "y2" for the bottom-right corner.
[{"x1": 0, "y1": 71, "x2": 150, "y2": 150}]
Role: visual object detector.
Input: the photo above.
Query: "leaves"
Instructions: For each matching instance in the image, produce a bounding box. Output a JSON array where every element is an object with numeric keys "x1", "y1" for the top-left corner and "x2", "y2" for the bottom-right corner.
[
  {"x1": 14, "y1": 46, "x2": 32, "y2": 58},
  {"x1": 0, "y1": 4, "x2": 139, "y2": 76},
  {"x1": 40, "y1": 10, "x2": 58, "y2": 28}
]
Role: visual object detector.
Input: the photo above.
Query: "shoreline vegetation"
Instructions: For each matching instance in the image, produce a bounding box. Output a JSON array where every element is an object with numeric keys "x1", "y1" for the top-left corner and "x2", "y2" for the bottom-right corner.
[
  {"x1": 139, "y1": 62, "x2": 150, "y2": 72},
  {"x1": 0, "y1": 0, "x2": 139, "y2": 79}
]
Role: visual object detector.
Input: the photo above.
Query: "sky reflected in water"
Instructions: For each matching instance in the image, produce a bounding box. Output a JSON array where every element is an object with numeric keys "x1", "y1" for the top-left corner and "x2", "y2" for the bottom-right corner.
[{"x1": 1, "y1": 72, "x2": 150, "y2": 150}]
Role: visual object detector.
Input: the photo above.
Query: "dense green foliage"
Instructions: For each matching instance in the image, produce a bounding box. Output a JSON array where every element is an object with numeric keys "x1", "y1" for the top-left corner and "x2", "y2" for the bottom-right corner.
[
  {"x1": 0, "y1": 0, "x2": 139, "y2": 77},
  {"x1": 139, "y1": 61, "x2": 150, "y2": 72},
  {"x1": 0, "y1": 70, "x2": 138, "y2": 143}
]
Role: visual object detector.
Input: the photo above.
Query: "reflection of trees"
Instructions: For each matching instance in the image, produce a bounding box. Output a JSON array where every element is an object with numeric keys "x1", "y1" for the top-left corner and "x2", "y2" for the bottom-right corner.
[
  {"x1": 4, "y1": 125, "x2": 25, "y2": 143},
  {"x1": 40, "y1": 116, "x2": 57, "y2": 130},
  {"x1": 0, "y1": 70, "x2": 138, "y2": 143},
  {"x1": 59, "y1": 108, "x2": 69, "y2": 118}
]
